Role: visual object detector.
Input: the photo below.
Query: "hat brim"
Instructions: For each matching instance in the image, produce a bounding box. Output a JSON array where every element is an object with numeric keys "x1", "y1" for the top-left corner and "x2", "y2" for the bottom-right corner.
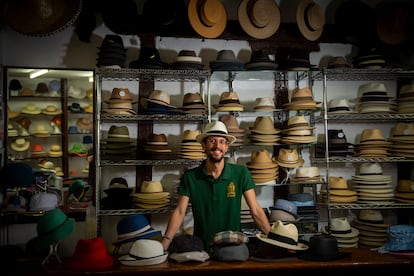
[
  {"x1": 296, "y1": 0, "x2": 324, "y2": 41},
  {"x1": 196, "y1": 133, "x2": 237, "y2": 145},
  {"x1": 238, "y1": 0, "x2": 281, "y2": 39},
  {"x1": 119, "y1": 252, "x2": 168, "y2": 266},
  {"x1": 256, "y1": 233, "x2": 308, "y2": 251},
  {"x1": 188, "y1": 0, "x2": 227, "y2": 39}
]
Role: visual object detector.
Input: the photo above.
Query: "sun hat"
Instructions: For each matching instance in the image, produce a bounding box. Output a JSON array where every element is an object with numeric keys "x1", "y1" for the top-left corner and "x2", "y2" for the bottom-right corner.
[
  {"x1": 187, "y1": 0, "x2": 227, "y2": 39},
  {"x1": 119, "y1": 239, "x2": 168, "y2": 266},
  {"x1": 196, "y1": 121, "x2": 236, "y2": 145},
  {"x1": 299, "y1": 234, "x2": 351, "y2": 261},
  {"x1": 253, "y1": 97, "x2": 278, "y2": 111},
  {"x1": 275, "y1": 148, "x2": 304, "y2": 168},
  {"x1": 41, "y1": 105, "x2": 62, "y2": 115},
  {"x1": 238, "y1": 0, "x2": 280, "y2": 39},
  {"x1": 11, "y1": 138, "x2": 30, "y2": 152},
  {"x1": 62, "y1": 237, "x2": 116, "y2": 270},
  {"x1": 3, "y1": 0, "x2": 81, "y2": 36},
  {"x1": 249, "y1": 116, "x2": 280, "y2": 136},
  {"x1": 29, "y1": 192, "x2": 58, "y2": 211},
  {"x1": 296, "y1": 0, "x2": 325, "y2": 41},
  {"x1": 209, "y1": 50, "x2": 244, "y2": 71},
  {"x1": 0, "y1": 162, "x2": 34, "y2": 188},
  {"x1": 246, "y1": 149, "x2": 278, "y2": 169},
  {"x1": 113, "y1": 214, "x2": 162, "y2": 246},
  {"x1": 379, "y1": 224, "x2": 414, "y2": 253},
  {"x1": 137, "y1": 180, "x2": 170, "y2": 198},
  {"x1": 30, "y1": 143, "x2": 46, "y2": 158},
  {"x1": 21, "y1": 103, "x2": 41, "y2": 114},
  {"x1": 257, "y1": 220, "x2": 308, "y2": 251},
  {"x1": 290, "y1": 166, "x2": 322, "y2": 183},
  {"x1": 26, "y1": 208, "x2": 75, "y2": 254}
]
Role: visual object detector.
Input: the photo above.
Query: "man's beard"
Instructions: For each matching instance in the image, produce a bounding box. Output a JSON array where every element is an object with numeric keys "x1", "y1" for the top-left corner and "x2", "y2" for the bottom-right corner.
[{"x1": 206, "y1": 148, "x2": 224, "y2": 163}]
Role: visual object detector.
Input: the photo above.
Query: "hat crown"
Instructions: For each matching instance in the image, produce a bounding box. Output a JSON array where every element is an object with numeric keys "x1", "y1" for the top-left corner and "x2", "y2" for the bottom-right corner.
[
  {"x1": 216, "y1": 50, "x2": 237, "y2": 61},
  {"x1": 141, "y1": 181, "x2": 164, "y2": 193},
  {"x1": 270, "y1": 220, "x2": 299, "y2": 243},
  {"x1": 359, "y1": 162, "x2": 382, "y2": 175},
  {"x1": 181, "y1": 129, "x2": 201, "y2": 140},
  {"x1": 287, "y1": 115, "x2": 310, "y2": 128},
  {"x1": 254, "y1": 97, "x2": 276, "y2": 109},
  {"x1": 149, "y1": 90, "x2": 171, "y2": 105},
  {"x1": 295, "y1": 166, "x2": 320, "y2": 178},
  {"x1": 109, "y1": 88, "x2": 133, "y2": 101},
  {"x1": 359, "y1": 128, "x2": 385, "y2": 142},
  {"x1": 291, "y1": 87, "x2": 314, "y2": 100},
  {"x1": 329, "y1": 176, "x2": 348, "y2": 189},
  {"x1": 330, "y1": 217, "x2": 352, "y2": 232},
  {"x1": 183, "y1": 92, "x2": 204, "y2": 105},
  {"x1": 252, "y1": 116, "x2": 275, "y2": 130},
  {"x1": 129, "y1": 239, "x2": 164, "y2": 259},
  {"x1": 219, "y1": 114, "x2": 241, "y2": 130},
  {"x1": 277, "y1": 148, "x2": 299, "y2": 162},
  {"x1": 358, "y1": 82, "x2": 388, "y2": 95},
  {"x1": 203, "y1": 121, "x2": 229, "y2": 135},
  {"x1": 249, "y1": 149, "x2": 273, "y2": 164}
]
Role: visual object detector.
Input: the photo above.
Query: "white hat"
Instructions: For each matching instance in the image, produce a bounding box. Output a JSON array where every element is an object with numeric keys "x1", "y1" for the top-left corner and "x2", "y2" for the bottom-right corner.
[
  {"x1": 118, "y1": 239, "x2": 168, "y2": 266},
  {"x1": 196, "y1": 121, "x2": 236, "y2": 145}
]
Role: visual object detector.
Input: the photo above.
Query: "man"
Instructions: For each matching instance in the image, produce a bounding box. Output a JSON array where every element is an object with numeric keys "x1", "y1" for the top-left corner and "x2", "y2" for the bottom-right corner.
[{"x1": 162, "y1": 121, "x2": 270, "y2": 251}]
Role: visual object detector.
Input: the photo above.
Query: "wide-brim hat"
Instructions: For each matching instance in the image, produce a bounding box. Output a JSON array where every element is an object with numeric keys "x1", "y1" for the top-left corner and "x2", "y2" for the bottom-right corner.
[
  {"x1": 196, "y1": 121, "x2": 236, "y2": 145},
  {"x1": 238, "y1": 0, "x2": 281, "y2": 39},
  {"x1": 187, "y1": 0, "x2": 227, "y2": 39},
  {"x1": 3, "y1": 0, "x2": 81, "y2": 36},
  {"x1": 11, "y1": 138, "x2": 30, "y2": 152},
  {"x1": 296, "y1": 0, "x2": 325, "y2": 41},
  {"x1": 298, "y1": 234, "x2": 351, "y2": 261}
]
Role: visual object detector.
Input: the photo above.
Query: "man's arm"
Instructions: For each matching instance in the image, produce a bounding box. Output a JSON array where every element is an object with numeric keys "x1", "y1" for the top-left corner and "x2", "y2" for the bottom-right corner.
[{"x1": 243, "y1": 189, "x2": 270, "y2": 235}]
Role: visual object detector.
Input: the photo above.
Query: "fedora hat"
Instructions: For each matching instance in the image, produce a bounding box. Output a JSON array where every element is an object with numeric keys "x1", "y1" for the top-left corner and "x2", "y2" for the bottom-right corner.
[
  {"x1": 285, "y1": 115, "x2": 315, "y2": 131},
  {"x1": 219, "y1": 114, "x2": 244, "y2": 133},
  {"x1": 275, "y1": 148, "x2": 304, "y2": 168},
  {"x1": 213, "y1": 91, "x2": 244, "y2": 111},
  {"x1": 181, "y1": 92, "x2": 206, "y2": 110},
  {"x1": 196, "y1": 121, "x2": 236, "y2": 145},
  {"x1": 238, "y1": 0, "x2": 280, "y2": 39},
  {"x1": 326, "y1": 217, "x2": 359, "y2": 238},
  {"x1": 105, "y1": 88, "x2": 137, "y2": 104},
  {"x1": 172, "y1": 50, "x2": 203, "y2": 70},
  {"x1": 296, "y1": 0, "x2": 325, "y2": 41},
  {"x1": 62, "y1": 237, "x2": 116, "y2": 270},
  {"x1": 3, "y1": 0, "x2": 81, "y2": 36},
  {"x1": 256, "y1": 220, "x2": 308, "y2": 251},
  {"x1": 269, "y1": 199, "x2": 301, "y2": 221},
  {"x1": 246, "y1": 149, "x2": 278, "y2": 170},
  {"x1": 129, "y1": 47, "x2": 169, "y2": 69},
  {"x1": 103, "y1": 125, "x2": 134, "y2": 143},
  {"x1": 328, "y1": 98, "x2": 354, "y2": 113},
  {"x1": 119, "y1": 239, "x2": 168, "y2": 266},
  {"x1": 210, "y1": 50, "x2": 244, "y2": 71},
  {"x1": 11, "y1": 138, "x2": 30, "y2": 152},
  {"x1": 146, "y1": 90, "x2": 177, "y2": 109},
  {"x1": 137, "y1": 181, "x2": 170, "y2": 199},
  {"x1": 113, "y1": 214, "x2": 162, "y2": 246},
  {"x1": 290, "y1": 166, "x2": 322, "y2": 183},
  {"x1": 249, "y1": 116, "x2": 280, "y2": 135},
  {"x1": 245, "y1": 50, "x2": 278, "y2": 70},
  {"x1": 299, "y1": 234, "x2": 350, "y2": 261},
  {"x1": 104, "y1": 177, "x2": 133, "y2": 198},
  {"x1": 284, "y1": 87, "x2": 321, "y2": 109},
  {"x1": 253, "y1": 97, "x2": 278, "y2": 111},
  {"x1": 188, "y1": 0, "x2": 227, "y2": 39}
]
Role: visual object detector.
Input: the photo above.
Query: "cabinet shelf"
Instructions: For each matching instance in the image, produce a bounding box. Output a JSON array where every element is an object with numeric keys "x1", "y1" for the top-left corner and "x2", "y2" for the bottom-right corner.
[
  {"x1": 325, "y1": 203, "x2": 414, "y2": 209},
  {"x1": 313, "y1": 68, "x2": 414, "y2": 81},
  {"x1": 100, "y1": 159, "x2": 203, "y2": 166},
  {"x1": 98, "y1": 68, "x2": 210, "y2": 82},
  {"x1": 100, "y1": 114, "x2": 208, "y2": 122},
  {"x1": 315, "y1": 113, "x2": 414, "y2": 123},
  {"x1": 312, "y1": 156, "x2": 411, "y2": 164},
  {"x1": 99, "y1": 207, "x2": 171, "y2": 216}
]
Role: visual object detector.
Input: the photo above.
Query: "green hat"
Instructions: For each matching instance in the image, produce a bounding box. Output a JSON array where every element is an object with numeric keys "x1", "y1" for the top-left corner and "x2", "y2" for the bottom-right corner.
[{"x1": 26, "y1": 208, "x2": 75, "y2": 255}]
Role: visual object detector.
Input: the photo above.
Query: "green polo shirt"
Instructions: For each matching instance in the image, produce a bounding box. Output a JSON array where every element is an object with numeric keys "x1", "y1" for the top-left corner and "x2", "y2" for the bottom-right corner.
[{"x1": 178, "y1": 161, "x2": 255, "y2": 250}]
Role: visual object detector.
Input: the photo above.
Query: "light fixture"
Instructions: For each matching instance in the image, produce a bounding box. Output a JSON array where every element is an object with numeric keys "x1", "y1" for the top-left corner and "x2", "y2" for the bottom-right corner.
[{"x1": 29, "y1": 69, "x2": 49, "y2": 79}]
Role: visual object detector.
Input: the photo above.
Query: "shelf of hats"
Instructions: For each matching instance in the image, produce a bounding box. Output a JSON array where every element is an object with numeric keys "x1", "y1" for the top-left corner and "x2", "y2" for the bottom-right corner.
[{"x1": 4, "y1": 67, "x2": 94, "y2": 213}]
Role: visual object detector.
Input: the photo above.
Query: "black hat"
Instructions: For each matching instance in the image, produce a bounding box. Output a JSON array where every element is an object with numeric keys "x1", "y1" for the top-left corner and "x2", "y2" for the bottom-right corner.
[
  {"x1": 298, "y1": 234, "x2": 351, "y2": 261},
  {"x1": 129, "y1": 47, "x2": 170, "y2": 69}
]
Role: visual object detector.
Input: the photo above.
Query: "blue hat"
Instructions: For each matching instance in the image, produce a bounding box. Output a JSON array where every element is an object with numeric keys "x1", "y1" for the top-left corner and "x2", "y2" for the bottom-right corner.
[
  {"x1": 113, "y1": 214, "x2": 162, "y2": 246},
  {"x1": 380, "y1": 224, "x2": 414, "y2": 252}
]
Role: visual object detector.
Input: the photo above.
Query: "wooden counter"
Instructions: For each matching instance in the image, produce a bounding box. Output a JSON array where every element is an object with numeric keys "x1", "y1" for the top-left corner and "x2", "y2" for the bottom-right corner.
[{"x1": 14, "y1": 248, "x2": 414, "y2": 276}]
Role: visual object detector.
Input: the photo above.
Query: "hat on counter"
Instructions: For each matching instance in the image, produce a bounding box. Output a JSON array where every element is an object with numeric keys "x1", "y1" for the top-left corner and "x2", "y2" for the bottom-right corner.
[
  {"x1": 118, "y1": 239, "x2": 168, "y2": 266},
  {"x1": 188, "y1": 0, "x2": 227, "y2": 39},
  {"x1": 299, "y1": 234, "x2": 350, "y2": 261},
  {"x1": 238, "y1": 0, "x2": 281, "y2": 39},
  {"x1": 113, "y1": 214, "x2": 162, "y2": 246}
]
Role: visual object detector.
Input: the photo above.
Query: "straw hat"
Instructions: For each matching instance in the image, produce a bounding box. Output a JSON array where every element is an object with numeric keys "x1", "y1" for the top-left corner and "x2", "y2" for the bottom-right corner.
[
  {"x1": 187, "y1": 0, "x2": 227, "y2": 39},
  {"x1": 213, "y1": 91, "x2": 244, "y2": 112},
  {"x1": 275, "y1": 148, "x2": 304, "y2": 168},
  {"x1": 238, "y1": 0, "x2": 280, "y2": 39},
  {"x1": 253, "y1": 97, "x2": 278, "y2": 111},
  {"x1": 11, "y1": 138, "x2": 30, "y2": 152},
  {"x1": 41, "y1": 105, "x2": 62, "y2": 115},
  {"x1": 296, "y1": 0, "x2": 325, "y2": 41},
  {"x1": 21, "y1": 103, "x2": 41, "y2": 114},
  {"x1": 146, "y1": 90, "x2": 176, "y2": 108},
  {"x1": 196, "y1": 121, "x2": 236, "y2": 145},
  {"x1": 246, "y1": 149, "x2": 278, "y2": 170},
  {"x1": 249, "y1": 116, "x2": 280, "y2": 135}
]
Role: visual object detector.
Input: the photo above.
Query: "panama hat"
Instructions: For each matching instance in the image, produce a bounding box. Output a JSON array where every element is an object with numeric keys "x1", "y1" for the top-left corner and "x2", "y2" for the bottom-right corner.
[
  {"x1": 296, "y1": 0, "x2": 325, "y2": 41},
  {"x1": 187, "y1": 0, "x2": 227, "y2": 39},
  {"x1": 238, "y1": 0, "x2": 280, "y2": 39},
  {"x1": 146, "y1": 90, "x2": 177, "y2": 109},
  {"x1": 275, "y1": 148, "x2": 304, "y2": 168},
  {"x1": 119, "y1": 239, "x2": 168, "y2": 266},
  {"x1": 325, "y1": 217, "x2": 359, "y2": 238},
  {"x1": 196, "y1": 121, "x2": 236, "y2": 144},
  {"x1": 256, "y1": 220, "x2": 308, "y2": 251},
  {"x1": 213, "y1": 91, "x2": 244, "y2": 111},
  {"x1": 246, "y1": 149, "x2": 278, "y2": 169},
  {"x1": 209, "y1": 50, "x2": 244, "y2": 71}
]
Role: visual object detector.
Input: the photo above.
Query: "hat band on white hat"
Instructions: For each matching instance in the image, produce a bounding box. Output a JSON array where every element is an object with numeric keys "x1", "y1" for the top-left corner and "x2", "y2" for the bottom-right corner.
[
  {"x1": 329, "y1": 106, "x2": 350, "y2": 112},
  {"x1": 207, "y1": 130, "x2": 228, "y2": 135},
  {"x1": 117, "y1": 225, "x2": 151, "y2": 240},
  {"x1": 331, "y1": 229, "x2": 352, "y2": 235},
  {"x1": 267, "y1": 232, "x2": 297, "y2": 246}
]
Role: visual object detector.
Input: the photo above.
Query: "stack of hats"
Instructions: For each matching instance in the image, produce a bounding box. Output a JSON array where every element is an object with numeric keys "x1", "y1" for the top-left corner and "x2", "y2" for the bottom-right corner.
[
  {"x1": 351, "y1": 210, "x2": 389, "y2": 248},
  {"x1": 96, "y1": 34, "x2": 127, "y2": 68},
  {"x1": 352, "y1": 47, "x2": 386, "y2": 69},
  {"x1": 142, "y1": 133, "x2": 174, "y2": 160},
  {"x1": 48, "y1": 144, "x2": 63, "y2": 157},
  {"x1": 219, "y1": 114, "x2": 245, "y2": 147},
  {"x1": 178, "y1": 92, "x2": 207, "y2": 115},
  {"x1": 283, "y1": 87, "x2": 321, "y2": 110},
  {"x1": 101, "y1": 177, "x2": 133, "y2": 210},
  {"x1": 320, "y1": 176, "x2": 357, "y2": 204},
  {"x1": 142, "y1": 90, "x2": 177, "y2": 115},
  {"x1": 171, "y1": 50, "x2": 203, "y2": 70},
  {"x1": 112, "y1": 214, "x2": 162, "y2": 256},
  {"x1": 176, "y1": 129, "x2": 205, "y2": 160},
  {"x1": 289, "y1": 166, "x2": 324, "y2": 184},
  {"x1": 168, "y1": 234, "x2": 209, "y2": 263},
  {"x1": 274, "y1": 148, "x2": 304, "y2": 169},
  {"x1": 327, "y1": 98, "x2": 355, "y2": 113},
  {"x1": 351, "y1": 162, "x2": 394, "y2": 204},
  {"x1": 281, "y1": 115, "x2": 316, "y2": 144},
  {"x1": 213, "y1": 91, "x2": 245, "y2": 112},
  {"x1": 394, "y1": 179, "x2": 414, "y2": 203},
  {"x1": 129, "y1": 47, "x2": 169, "y2": 69},
  {"x1": 102, "y1": 88, "x2": 137, "y2": 115},
  {"x1": 209, "y1": 50, "x2": 244, "y2": 71},
  {"x1": 248, "y1": 116, "x2": 281, "y2": 145},
  {"x1": 388, "y1": 122, "x2": 414, "y2": 158},
  {"x1": 324, "y1": 217, "x2": 359, "y2": 248},
  {"x1": 7, "y1": 123, "x2": 18, "y2": 137},
  {"x1": 315, "y1": 129, "x2": 354, "y2": 158},
  {"x1": 268, "y1": 198, "x2": 301, "y2": 223},
  {"x1": 211, "y1": 230, "x2": 249, "y2": 262},
  {"x1": 132, "y1": 181, "x2": 170, "y2": 209},
  {"x1": 288, "y1": 193, "x2": 319, "y2": 226},
  {"x1": 30, "y1": 143, "x2": 47, "y2": 158},
  {"x1": 245, "y1": 149, "x2": 279, "y2": 185},
  {"x1": 326, "y1": 56, "x2": 352, "y2": 69},
  {"x1": 100, "y1": 125, "x2": 137, "y2": 160},
  {"x1": 354, "y1": 82, "x2": 395, "y2": 113},
  {"x1": 354, "y1": 128, "x2": 391, "y2": 157},
  {"x1": 244, "y1": 50, "x2": 278, "y2": 70},
  {"x1": 253, "y1": 97, "x2": 279, "y2": 111},
  {"x1": 397, "y1": 84, "x2": 414, "y2": 113}
]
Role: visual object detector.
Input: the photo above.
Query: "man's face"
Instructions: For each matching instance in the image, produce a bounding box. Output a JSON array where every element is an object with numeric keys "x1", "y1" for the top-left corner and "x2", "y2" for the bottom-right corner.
[{"x1": 202, "y1": 135, "x2": 229, "y2": 163}]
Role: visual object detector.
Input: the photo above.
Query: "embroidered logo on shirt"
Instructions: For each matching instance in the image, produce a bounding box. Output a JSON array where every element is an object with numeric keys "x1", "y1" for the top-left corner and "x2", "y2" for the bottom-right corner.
[{"x1": 227, "y1": 182, "x2": 235, "y2": 197}]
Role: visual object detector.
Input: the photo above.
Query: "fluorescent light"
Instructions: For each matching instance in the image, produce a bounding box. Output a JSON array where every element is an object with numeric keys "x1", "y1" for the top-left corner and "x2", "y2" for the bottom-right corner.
[
  {"x1": 30, "y1": 69, "x2": 49, "y2": 79},
  {"x1": 88, "y1": 77, "x2": 93, "y2": 83}
]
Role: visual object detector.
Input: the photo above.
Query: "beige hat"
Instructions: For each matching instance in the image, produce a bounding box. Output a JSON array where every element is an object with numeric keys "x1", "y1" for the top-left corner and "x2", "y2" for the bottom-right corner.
[
  {"x1": 146, "y1": 90, "x2": 176, "y2": 108},
  {"x1": 196, "y1": 121, "x2": 236, "y2": 145},
  {"x1": 238, "y1": 0, "x2": 281, "y2": 39},
  {"x1": 187, "y1": 0, "x2": 227, "y2": 39},
  {"x1": 219, "y1": 114, "x2": 244, "y2": 133},
  {"x1": 249, "y1": 116, "x2": 280, "y2": 135},
  {"x1": 283, "y1": 87, "x2": 321, "y2": 110},
  {"x1": 105, "y1": 88, "x2": 137, "y2": 104},
  {"x1": 11, "y1": 138, "x2": 30, "y2": 152},
  {"x1": 327, "y1": 217, "x2": 359, "y2": 238},
  {"x1": 213, "y1": 91, "x2": 244, "y2": 112},
  {"x1": 246, "y1": 149, "x2": 278, "y2": 170},
  {"x1": 134, "y1": 181, "x2": 170, "y2": 200},
  {"x1": 48, "y1": 144, "x2": 63, "y2": 157},
  {"x1": 296, "y1": 0, "x2": 325, "y2": 41},
  {"x1": 256, "y1": 220, "x2": 308, "y2": 250},
  {"x1": 253, "y1": 97, "x2": 278, "y2": 111},
  {"x1": 41, "y1": 105, "x2": 62, "y2": 115},
  {"x1": 21, "y1": 103, "x2": 41, "y2": 114},
  {"x1": 275, "y1": 148, "x2": 304, "y2": 168}
]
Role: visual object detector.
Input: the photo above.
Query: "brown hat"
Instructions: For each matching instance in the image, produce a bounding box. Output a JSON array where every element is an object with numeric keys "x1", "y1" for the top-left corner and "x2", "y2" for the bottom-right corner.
[
  {"x1": 283, "y1": 87, "x2": 321, "y2": 110},
  {"x1": 213, "y1": 91, "x2": 244, "y2": 112},
  {"x1": 249, "y1": 116, "x2": 280, "y2": 135},
  {"x1": 105, "y1": 88, "x2": 137, "y2": 104},
  {"x1": 187, "y1": 0, "x2": 227, "y2": 39},
  {"x1": 237, "y1": 0, "x2": 281, "y2": 39},
  {"x1": 246, "y1": 149, "x2": 278, "y2": 170},
  {"x1": 275, "y1": 148, "x2": 304, "y2": 168},
  {"x1": 296, "y1": 0, "x2": 325, "y2": 41}
]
